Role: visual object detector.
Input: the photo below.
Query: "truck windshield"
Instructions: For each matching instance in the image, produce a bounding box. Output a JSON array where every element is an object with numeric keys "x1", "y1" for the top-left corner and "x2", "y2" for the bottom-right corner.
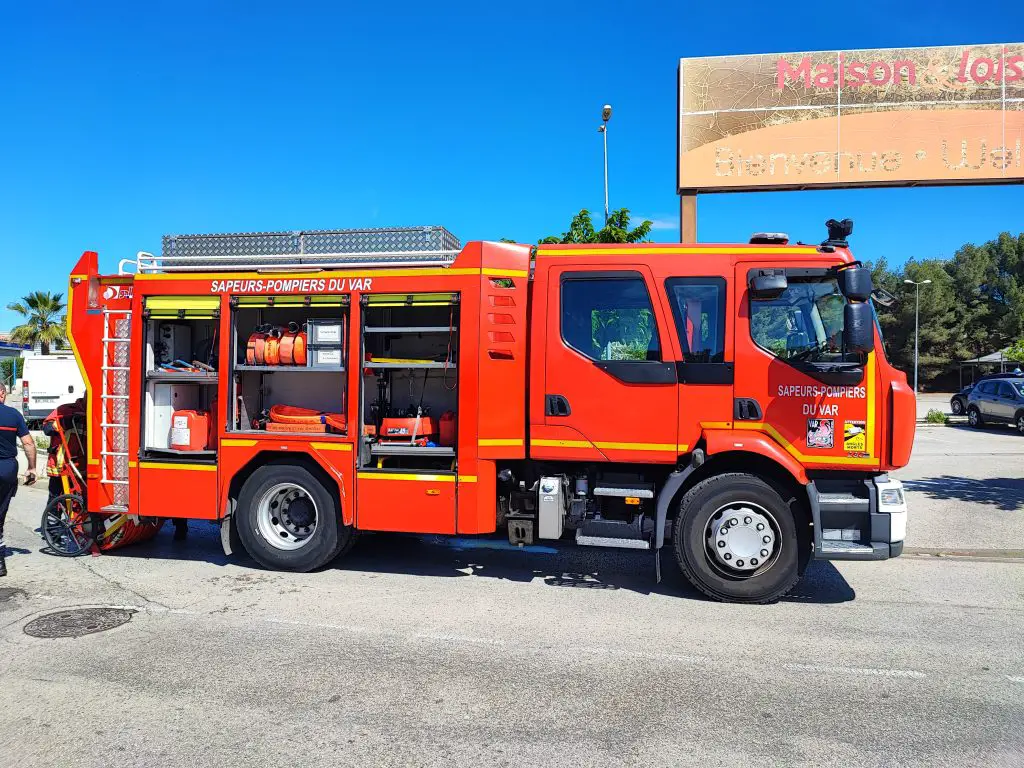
[{"x1": 750, "y1": 277, "x2": 856, "y2": 365}]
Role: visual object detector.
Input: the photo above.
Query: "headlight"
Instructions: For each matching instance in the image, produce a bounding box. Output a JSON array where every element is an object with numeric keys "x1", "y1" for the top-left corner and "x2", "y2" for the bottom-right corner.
[{"x1": 879, "y1": 487, "x2": 904, "y2": 506}]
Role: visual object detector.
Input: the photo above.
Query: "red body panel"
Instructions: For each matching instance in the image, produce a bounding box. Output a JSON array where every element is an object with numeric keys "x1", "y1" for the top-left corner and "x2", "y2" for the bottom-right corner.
[{"x1": 357, "y1": 474, "x2": 457, "y2": 534}]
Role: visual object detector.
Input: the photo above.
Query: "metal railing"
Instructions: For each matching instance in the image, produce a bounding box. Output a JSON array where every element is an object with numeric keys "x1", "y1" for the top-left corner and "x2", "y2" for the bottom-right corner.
[{"x1": 130, "y1": 226, "x2": 463, "y2": 273}]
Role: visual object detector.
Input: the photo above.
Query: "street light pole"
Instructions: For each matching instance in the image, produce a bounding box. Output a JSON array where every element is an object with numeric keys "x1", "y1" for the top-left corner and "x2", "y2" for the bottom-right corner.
[
  {"x1": 904, "y1": 278, "x2": 932, "y2": 393},
  {"x1": 598, "y1": 104, "x2": 612, "y2": 224}
]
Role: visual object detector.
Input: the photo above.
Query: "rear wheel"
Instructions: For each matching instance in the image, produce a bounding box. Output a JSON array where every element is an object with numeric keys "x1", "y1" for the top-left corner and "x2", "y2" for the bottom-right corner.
[
  {"x1": 672, "y1": 473, "x2": 803, "y2": 604},
  {"x1": 1016, "y1": 411, "x2": 1024, "y2": 435},
  {"x1": 950, "y1": 398, "x2": 963, "y2": 415},
  {"x1": 967, "y1": 406, "x2": 984, "y2": 428},
  {"x1": 236, "y1": 463, "x2": 351, "y2": 572}
]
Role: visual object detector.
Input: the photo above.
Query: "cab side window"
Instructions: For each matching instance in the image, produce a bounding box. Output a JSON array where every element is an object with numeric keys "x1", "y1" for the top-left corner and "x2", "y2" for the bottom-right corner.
[
  {"x1": 665, "y1": 278, "x2": 725, "y2": 363},
  {"x1": 561, "y1": 275, "x2": 661, "y2": 361}
]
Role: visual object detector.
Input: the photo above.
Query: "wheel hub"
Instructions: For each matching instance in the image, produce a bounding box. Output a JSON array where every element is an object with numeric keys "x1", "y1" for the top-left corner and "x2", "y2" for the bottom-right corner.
[
  {"x1": 707, "y1": 504, "x2": 776, "y2": 573},
  {"x1": 256, "y1": 483, "x2": 319, "y2": 551}
]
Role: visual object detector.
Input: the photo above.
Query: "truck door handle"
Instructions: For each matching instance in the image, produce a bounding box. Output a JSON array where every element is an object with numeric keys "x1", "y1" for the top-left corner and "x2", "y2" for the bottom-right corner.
[
  {"x1": 546, "y1": 394, "x2": 571, "y2": 417},
  {"x1": 734, "y1": 398, "x2": 763, "y2": 421}
]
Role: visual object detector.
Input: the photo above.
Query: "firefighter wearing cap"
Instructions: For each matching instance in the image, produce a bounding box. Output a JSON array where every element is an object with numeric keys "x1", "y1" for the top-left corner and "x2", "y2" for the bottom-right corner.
[
  {"x1": 0, "y1": 383, "x2": 37, "y2": 577},
  {"x1": 42, "y1": 397, "x2": 86, "y2": 502}
]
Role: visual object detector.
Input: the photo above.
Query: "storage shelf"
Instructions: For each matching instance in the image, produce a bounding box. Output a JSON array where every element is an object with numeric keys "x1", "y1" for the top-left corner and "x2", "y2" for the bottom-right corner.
[
  {"x1": 146, "y1": 371, "x2": 218, "y2": 383},
  {"x1": 370, "y1": 444, "x2": 456, "y2": 457},
  {"x1": 364, "y1": 361, "x2": 456, "y2": 369},
  {"x1": 235, "y1": 365, "x2": 345, "y2": 373},
  {"x1": 144, "y1": 447, "x2": 217, "y2": 457},
  {"x1": 363, "y1": 326, "x2": 457, "y2": 334}
]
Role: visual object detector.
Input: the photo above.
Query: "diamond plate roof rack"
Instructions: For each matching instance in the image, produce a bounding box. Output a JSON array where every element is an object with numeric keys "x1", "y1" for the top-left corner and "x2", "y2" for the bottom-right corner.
[{"x1": 133, "y1": 226, "x2": 462, "y2": 273}]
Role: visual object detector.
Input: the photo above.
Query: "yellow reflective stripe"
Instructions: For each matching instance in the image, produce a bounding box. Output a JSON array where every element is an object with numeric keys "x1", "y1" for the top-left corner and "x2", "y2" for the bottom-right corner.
[
  {"x1": 700, "y1": 421, "x2": 733, "y2": 429},
  {"x1": 458, "y1": 475, "x2": 478, "y2": 483},
  {"x1": 531, "y1": 439, "x2": 591, "y2": 449},
  {"x1": 531, "y1": 439, "x2": 680, "y2": 452},
  {"x1": 236, "y1": 296, "x2": 347, "y2": 307},
  {"x1": 478, "y1": 438, "x2": 524, "y2": 447},
  {"x1": 145, "y1": 295, "x2": 220, "y2": 311},
  {"x1": 311, "y1": 442, "x2": 352, "y2": 452},
  {"x1": 137, "y1": 267, "x2": 490, "y2": 281},
  {"x1": 139, "y1": 462, "x2": 217, "y2": 472},
  {"x1": 866, "y1": 352, "x2": 876, "y2": 459},
  {"x1": 128, "y1": 461, "x2": 138, "y2": 468},
  {"x1": 536, "y1": 247, "x2": 818, "y2": 257},
  {"x1": 741, "y1": 422, "x2": 878, "y2": 466},
  {"x1": 677, "y1": 443, "x2": 690, "y2": 452},
  {"x1": 69, "y1": 274, "x2": 89, "y2": 280},
  {"x1": 358, "y1": 472, "x2": 455, "y2": 482},
  {"x1": 222, "y1": 439, "x2": 257, "y2": 447},
  {"x1": 481, "y1": 268, "x2": 528, "y2": 278},
  {"x1": 595, "y1": 441, "x2": 676, "y2": 451},
  {"x1": 148, "y1": 310, "x2": 216, "y2": 318}
]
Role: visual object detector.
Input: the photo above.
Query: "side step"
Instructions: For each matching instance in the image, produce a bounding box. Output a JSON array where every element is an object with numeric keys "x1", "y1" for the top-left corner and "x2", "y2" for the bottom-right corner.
[
  {"x1": 593, "y1": 483, "x2": 654, "y2": 499},
  {"x1": 817, "y1": 492, "x2": 870, "y2": 513},
  {"x1": 819, "y1": 541, "x2": 889, "y2": 560},
  {"x1": 99, "y1": 504, "x2": 129, "y2": 514},
  {"x1": 575, "y1": 519, "x2": 651, "y2": 550}
]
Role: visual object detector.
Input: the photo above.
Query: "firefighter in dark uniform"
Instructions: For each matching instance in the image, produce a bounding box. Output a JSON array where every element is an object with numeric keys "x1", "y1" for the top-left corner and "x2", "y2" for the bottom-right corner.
[{"x1": 0, "y1": 383, "x2": 38, "y2": 577}]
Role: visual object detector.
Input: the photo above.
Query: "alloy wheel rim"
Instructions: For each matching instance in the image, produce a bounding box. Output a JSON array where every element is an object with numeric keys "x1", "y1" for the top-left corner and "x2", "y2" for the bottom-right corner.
[
  {"x1": 256, "y1": 483, "x2": 319, "y2": 551},
  {"x1": 704, "y1": 501, "x2": 781, "y2": 579}
]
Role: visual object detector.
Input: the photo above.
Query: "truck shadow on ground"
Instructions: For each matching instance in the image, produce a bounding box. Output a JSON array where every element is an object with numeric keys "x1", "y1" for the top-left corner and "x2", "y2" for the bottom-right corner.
[
  {"x1": 85, "y1": 522, "x2": 855, "y2": 604},
  {"x1": 337, "y1": 533, "x2": 855, "y2": 604},
  {"x1": 903, "y1": 476, "x2": 1024, "y2": 511}
]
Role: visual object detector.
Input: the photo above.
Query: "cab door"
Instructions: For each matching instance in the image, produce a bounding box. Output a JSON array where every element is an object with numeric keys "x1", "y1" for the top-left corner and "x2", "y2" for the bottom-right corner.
[
  {"x1": 535, "y1": 266, "x2": 679, "y2": 463},
  {"x1": 734, "y1": 262, "x2": 880, "y2": 469}
]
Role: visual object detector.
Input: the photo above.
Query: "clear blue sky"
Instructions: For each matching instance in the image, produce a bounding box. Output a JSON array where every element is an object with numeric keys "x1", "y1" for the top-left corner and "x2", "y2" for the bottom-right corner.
[{"x1": 1, "y1": 1, "x2": 1020, "y2": 329}]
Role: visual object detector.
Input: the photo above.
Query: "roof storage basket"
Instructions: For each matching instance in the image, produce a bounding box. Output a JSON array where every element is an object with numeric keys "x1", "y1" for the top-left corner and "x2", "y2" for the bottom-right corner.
[{"x1": 140, "y1": 226, "x2": 461, "y2": 273}]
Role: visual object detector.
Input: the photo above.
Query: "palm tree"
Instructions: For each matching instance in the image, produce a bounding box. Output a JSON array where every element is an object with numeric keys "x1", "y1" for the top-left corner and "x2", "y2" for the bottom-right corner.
[{"x1": 7, "y1": 291, "x2": 67, "y2": 354}]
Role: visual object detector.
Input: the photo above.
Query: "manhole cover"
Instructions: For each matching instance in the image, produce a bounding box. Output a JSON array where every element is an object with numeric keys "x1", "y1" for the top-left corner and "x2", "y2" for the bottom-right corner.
[{"x1": 24, "y1": 607, "x2": 134, "y2": 638}]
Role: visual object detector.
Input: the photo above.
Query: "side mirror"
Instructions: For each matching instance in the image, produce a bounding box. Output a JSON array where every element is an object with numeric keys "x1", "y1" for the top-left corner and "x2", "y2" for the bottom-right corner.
[
  {"x1": 750, "y1": 271, "x2": 787, "y2": 300},
  {"x1": 839, "y1": 266, "x2": 872, "y2": 301},
  {"x1": 844, "y1": 302, "x2": 874, "y2": 352}
]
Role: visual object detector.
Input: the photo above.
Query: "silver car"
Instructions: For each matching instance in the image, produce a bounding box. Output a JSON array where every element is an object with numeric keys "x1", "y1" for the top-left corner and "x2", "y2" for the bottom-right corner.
[{"x1": 967, "y1": 377, "x2": 1024, "y2": 433}]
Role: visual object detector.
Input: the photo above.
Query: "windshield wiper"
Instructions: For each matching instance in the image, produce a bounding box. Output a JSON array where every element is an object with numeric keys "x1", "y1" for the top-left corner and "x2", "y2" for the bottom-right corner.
[{"x1": 788, "y1": 342, "x2": 826, "y2": 363}]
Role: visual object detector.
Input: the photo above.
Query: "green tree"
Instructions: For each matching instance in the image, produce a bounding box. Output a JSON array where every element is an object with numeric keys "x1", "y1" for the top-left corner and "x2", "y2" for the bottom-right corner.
[
  {"x1": 0, "y1": 357, "x2": 24, "y2": 389},
  {"x1": 540, "y1": 208, "x2": 653, "y2": 245},
  {"x1": 7, "y1": 291, "x2": 67, "y2": 354}
]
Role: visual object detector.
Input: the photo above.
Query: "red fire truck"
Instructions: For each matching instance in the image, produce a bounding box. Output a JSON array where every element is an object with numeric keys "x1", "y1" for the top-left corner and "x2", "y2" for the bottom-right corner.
[{"x1": 63, "y1": 221, "x2": 915, "y2": 603}]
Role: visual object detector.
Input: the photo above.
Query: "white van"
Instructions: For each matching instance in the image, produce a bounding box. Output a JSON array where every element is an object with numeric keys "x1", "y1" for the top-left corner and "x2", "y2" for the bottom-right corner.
[{"x1": 20, "y1": 354, "x2": 86, "y2": 424}]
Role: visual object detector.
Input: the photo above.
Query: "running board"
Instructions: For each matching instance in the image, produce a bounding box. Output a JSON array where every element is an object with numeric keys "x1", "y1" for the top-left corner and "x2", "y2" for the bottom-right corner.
[
  {"x1": 575, "y1": 531, "x2": 651, "y2": 550},
  {"x1": 819, "y1": 541, "x2": 889, "y2": 560},
  {"x1": 99, "y1": 504, "x2": 129, "y2": 514}
]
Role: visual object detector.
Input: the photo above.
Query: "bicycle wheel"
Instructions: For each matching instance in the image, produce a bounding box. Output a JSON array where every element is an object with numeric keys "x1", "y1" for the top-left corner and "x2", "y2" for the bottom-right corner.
[{"x1": 41, "y1": 494, "x2": 95, "y2": 557}]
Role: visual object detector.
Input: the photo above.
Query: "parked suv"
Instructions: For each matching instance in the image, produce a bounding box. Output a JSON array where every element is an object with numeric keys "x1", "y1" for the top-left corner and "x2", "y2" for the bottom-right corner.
[{"x1": 967, "y1": 377, "x2": 1024, "y2": 432}]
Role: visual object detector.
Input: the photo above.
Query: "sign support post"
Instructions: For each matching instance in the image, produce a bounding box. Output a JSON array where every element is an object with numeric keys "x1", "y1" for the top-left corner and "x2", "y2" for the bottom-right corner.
[{"x1": 680, "y1": 191, "x2": 697, "y2": 242}]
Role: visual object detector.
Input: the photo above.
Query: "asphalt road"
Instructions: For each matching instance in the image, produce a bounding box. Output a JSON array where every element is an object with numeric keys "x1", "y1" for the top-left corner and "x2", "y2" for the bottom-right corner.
[{"x1": 2, "y1": 429, "x2": 1023, "y2": 768}]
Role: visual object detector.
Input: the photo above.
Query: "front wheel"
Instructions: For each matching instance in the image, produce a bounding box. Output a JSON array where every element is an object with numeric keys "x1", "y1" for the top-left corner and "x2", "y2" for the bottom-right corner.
[
  {"x1": 950, "y1": 398, "x2": 963, "y2": 415},
  {"x1": 672, "y1": 473, "x2": 804, "y2": 604},
  {"x1": 236, "y1": 463, "x2": 351, "y2": 572},
  {"x1": 1016, "y1": 412, "x2": 1024, "y2": 435},
  {"x1": 967, "y1": 406, "x2": 984, "y2": 428}
]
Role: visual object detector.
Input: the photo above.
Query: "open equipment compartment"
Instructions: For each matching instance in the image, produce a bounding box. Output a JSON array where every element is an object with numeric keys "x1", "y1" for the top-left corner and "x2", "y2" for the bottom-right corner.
[
  {"x1": 359, "y1": 292, "x2": 459, "y2": 472},
  {"x1": 230, "y1": 295, "x2": 350, "y2": 436},
  {"x1": 141, "y1": 296, "x2": 221, "y2": 460}
]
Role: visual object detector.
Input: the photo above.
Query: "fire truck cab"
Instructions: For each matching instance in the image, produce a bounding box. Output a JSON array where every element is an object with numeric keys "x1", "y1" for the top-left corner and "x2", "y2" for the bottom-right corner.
[{"x1": 67, "y1": 223, "x2": 915, "y2": 603}]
